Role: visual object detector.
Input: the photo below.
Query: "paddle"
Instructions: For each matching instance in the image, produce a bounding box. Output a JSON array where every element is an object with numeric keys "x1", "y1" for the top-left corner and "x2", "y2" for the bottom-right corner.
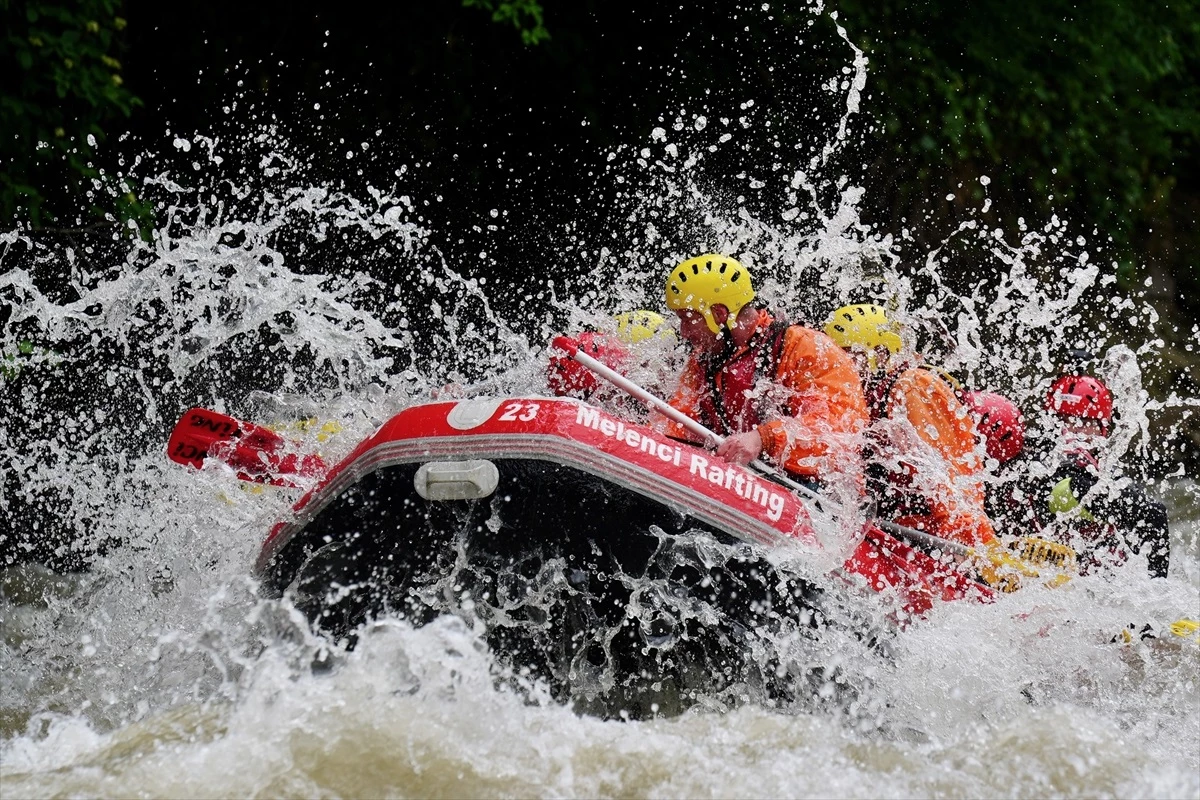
[
  {"x1": 551, "y1": 338, "x2": 963, "y2": 543},
  {"x1": 549, "y1": 334, "x2": 1066, "y2": 592},
  {"x1": 166, "y1": 407, "x2": 330, "y2": 488}
]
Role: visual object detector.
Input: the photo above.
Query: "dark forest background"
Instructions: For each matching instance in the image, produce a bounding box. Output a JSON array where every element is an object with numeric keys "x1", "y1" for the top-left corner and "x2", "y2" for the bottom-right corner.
[{"x1": 3, "y1": 0, "x2": 1197, "y2": 402}]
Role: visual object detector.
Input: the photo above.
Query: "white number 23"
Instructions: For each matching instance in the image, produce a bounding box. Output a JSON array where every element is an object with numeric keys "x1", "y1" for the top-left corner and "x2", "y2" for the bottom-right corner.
[{"x1": 498, "y1": 402, "x2": 539, "y2": 422}]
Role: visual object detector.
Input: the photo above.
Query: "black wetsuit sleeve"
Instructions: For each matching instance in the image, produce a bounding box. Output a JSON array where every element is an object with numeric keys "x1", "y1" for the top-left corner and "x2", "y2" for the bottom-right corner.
[
  {"x1": 1113, "y1": 484, "x2": 1171, "y2": 578},
  {"x1": 1069, "y1": 464, "x2": 1171, "y2": 579},
  {"x1": 986, "y1": 459, "x2": 1051, "y2": 536}
]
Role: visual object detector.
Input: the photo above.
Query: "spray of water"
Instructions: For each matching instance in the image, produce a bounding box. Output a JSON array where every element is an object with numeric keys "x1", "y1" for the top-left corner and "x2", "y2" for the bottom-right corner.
[{"x1": 2, "y1": 2, "x2": 1197, "y2": 796}]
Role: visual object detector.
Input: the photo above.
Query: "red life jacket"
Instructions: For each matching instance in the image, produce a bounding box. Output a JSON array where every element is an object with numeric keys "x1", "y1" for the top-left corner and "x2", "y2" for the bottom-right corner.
[
  {"x1": 863, "y1": 363, "x2": 917, "y2": 423},
  {"x1": 862, "y1": 367, "x2": 926, "y2": 517},
  {"x1": 695, "y1": 315, "x2": 789, "y2": 437}
]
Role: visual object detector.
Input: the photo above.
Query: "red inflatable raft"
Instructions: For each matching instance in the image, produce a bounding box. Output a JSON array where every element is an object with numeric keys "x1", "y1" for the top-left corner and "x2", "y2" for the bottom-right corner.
[{"x1": 173, "y1": 396, "x2": 992, "y2": 716}]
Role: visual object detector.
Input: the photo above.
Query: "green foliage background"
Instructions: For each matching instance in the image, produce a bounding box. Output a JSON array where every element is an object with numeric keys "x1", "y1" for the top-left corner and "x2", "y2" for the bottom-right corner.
[
  {"x1": 835, "y1": 0, "x2": 1198, "y2": 303},
  {"x1": 0, "y1": 0, "x2": 152, "y2": 231}
]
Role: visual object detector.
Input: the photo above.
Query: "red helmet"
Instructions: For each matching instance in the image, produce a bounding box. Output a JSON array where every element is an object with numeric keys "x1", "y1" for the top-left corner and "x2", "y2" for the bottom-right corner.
[
  {"x1": 547, "y1": 331, "x2": 629, "y2": 398},
  {"x1": 962, "y1": 391, "x2": 1025, "y2": 464},
  {"x1": 1045, "y1": 375, "x2": 1113, "y2": 424}
]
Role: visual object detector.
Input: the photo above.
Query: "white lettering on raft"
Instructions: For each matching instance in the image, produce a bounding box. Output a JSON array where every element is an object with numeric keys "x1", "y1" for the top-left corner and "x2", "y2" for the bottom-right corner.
[
  {"x1": 574, "y1": 405, "x2": 784, "y2": 521},
  {"x1": 688, "y1": 454, "x2": 786, "y2": 522},
  {"x1": 577, "y1": 405, "x2": 682, "y2": 466}
]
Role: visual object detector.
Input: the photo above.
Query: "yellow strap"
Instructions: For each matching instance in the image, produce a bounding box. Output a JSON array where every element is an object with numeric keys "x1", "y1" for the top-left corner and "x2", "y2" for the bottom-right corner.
[
  {"x1": 974, "y1": 543, "x2": 1042, "y2": 593},
  {"x1": 1016, "y1": 536, "x2": 1078, "y2": 572},
  {"x1": 1169, "y1": 619, "x2": 1200, "y2": 643},
  {"x1": 266, "y1": 417, "x2": 343, "y2": 444}
]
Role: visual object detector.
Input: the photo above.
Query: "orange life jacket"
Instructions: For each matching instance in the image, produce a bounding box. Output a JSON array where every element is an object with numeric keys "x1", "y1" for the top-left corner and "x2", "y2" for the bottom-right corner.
[
  {"x1": 866, "y1": 366, "x2": 996, "y2": 546},
  {"x1": 665, "y1": 310, "x2": 868, "y2": 481}
]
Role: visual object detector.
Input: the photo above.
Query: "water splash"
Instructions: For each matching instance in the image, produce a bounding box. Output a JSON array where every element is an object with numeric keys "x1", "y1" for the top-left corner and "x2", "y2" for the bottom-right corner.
[{"x1": 2, "y1": 3, "x2": 1197, "y2": 796}]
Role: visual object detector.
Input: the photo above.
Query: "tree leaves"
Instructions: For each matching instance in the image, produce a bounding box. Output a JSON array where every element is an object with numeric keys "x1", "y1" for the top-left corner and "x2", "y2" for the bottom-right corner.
[{"x1": 1, "y1": 0, "x2": 142, "y2": 229}]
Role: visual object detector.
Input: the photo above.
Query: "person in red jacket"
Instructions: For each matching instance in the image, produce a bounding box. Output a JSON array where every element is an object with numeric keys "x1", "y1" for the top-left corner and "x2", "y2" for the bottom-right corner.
[
  {"x1": 546, "y1": 310, "x2": 674, "y2": 399},
  {"x1": 824, "y1": 304, "x2": 997, "y2": 547},
  {"x1": 546, "y1": 329, "x2": 632, "y2": 399},
  {"x1": 661, "y1": 254, "x2": 868, "y2": 490},
  {"x1": 1036, "y1": 371, "x2": 1171, "y2": 577}
]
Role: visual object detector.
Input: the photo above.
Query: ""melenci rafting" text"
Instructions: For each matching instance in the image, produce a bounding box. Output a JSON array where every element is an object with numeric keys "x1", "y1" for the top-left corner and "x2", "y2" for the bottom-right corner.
[{"x1": 574, "y1": 406, "x2": 786, "y2": 521}]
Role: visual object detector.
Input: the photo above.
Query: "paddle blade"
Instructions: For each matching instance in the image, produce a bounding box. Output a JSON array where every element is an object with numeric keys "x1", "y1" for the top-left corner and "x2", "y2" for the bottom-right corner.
[
  {"x1": 167, "y1": 408, "x2": 256, "y2": 468},
  {"x1": 844, "y1": 525, "x2": 994, "y2": 621},
  {"x1": 167, "y1": 407, "x2": 328, "y2": 486}
]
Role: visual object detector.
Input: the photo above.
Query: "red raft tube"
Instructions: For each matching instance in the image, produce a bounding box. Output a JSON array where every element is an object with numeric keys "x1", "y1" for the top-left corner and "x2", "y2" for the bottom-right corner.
[
  {"x1": 233, "y1": 396, "x2": 989, "y2": 715},
  {"x1": 256, "y1": 397, "x2": 987, "y2": 606}
]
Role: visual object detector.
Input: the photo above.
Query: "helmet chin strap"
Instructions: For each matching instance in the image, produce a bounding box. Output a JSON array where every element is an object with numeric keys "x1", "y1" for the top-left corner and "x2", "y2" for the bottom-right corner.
[
  {"x1": 713, "y1": 329, "x2": 738, "y2": 363},
  {"x1": 1062, "y1": 424, "x2": 1108, "y2": 445},
  {"x1": 698, "y1": 303, "x2": 734, "y2": 359}
]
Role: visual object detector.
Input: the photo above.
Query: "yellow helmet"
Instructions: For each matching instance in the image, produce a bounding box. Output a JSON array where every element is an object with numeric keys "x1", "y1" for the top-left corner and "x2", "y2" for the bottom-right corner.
[
  {"x1": 824, "y1": 304, "x2": 903, "y2": 360},
  {"x1": 613, "y1": 310, "x2": 672, "y2": 344},
  {"x1": 664, "y1": 254, "x2": 756, "y2": 334}
]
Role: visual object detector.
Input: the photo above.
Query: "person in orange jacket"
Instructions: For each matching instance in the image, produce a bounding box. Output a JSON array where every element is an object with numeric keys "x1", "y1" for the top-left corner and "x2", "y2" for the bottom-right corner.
[
  {"x1": 661, "y1": 254, "x2": 868, "y2": 490},
  {"x1": 824, "y1": 304, "x2": 996, "y2": 547}
]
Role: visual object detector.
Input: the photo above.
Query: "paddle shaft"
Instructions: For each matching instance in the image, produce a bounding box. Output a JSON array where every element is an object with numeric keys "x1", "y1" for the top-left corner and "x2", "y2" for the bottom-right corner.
[{"x1": 554, "y1": 337, "x2": 972, "y2": 558}]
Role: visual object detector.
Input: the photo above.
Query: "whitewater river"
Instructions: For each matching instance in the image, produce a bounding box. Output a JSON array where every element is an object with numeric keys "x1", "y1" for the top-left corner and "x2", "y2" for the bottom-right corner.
[
  {"x1": 0, "y1": 475, "x2": 1196, "y2": 799},
  {"x1": 2, "y1": 216, "x2": 1196, "y2": 797},
  {"x1": 2, "y1": 10, "x2": 1198, "y2": 795}
]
